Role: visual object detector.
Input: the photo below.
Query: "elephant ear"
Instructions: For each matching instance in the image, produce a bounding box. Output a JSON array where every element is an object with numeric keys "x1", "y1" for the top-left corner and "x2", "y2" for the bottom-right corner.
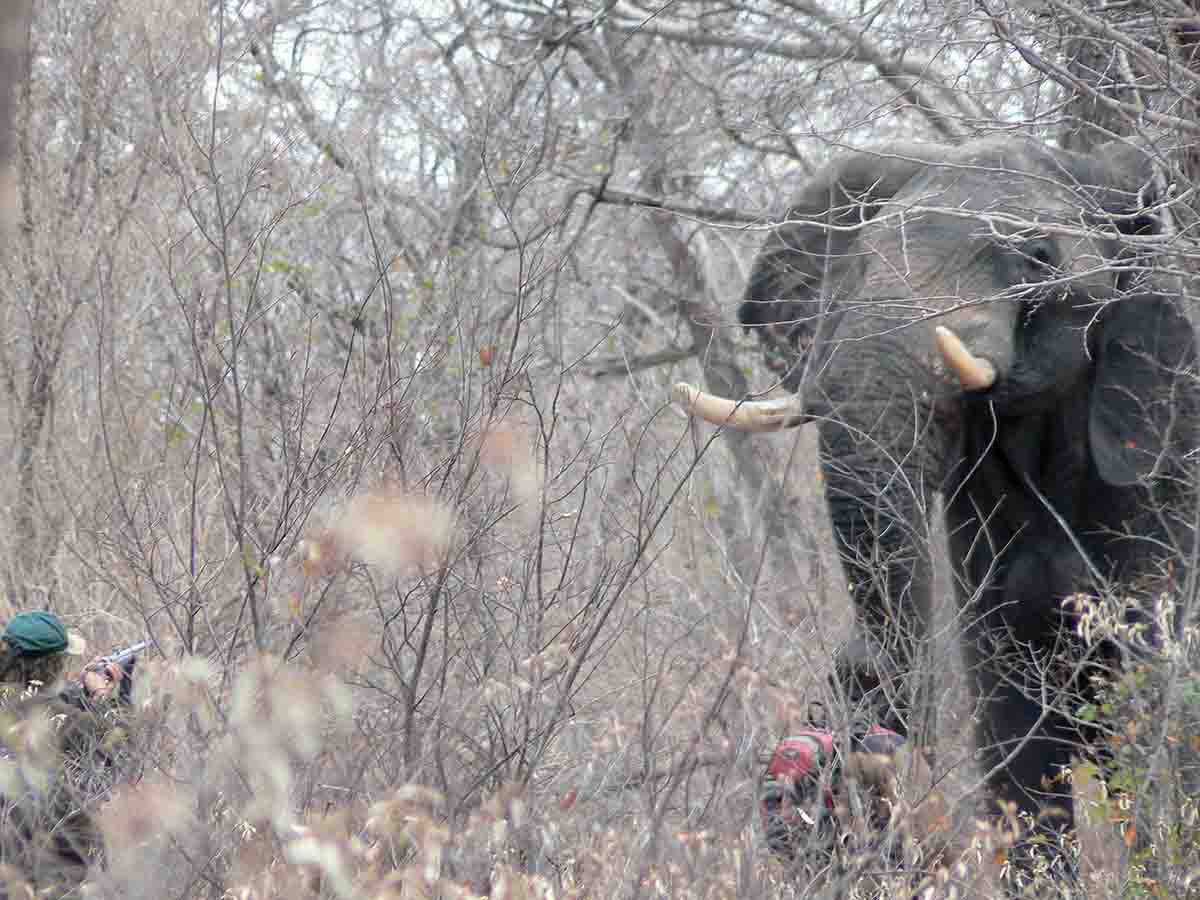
[
  {"x1": 1089, "y1": 295, "x2": 1198, "y2": 486},
  {"x1": 1092, "y1": 140, "x2": 1160, "y2": 237},
  {"x1": 740, "y1": 147, "x2": 938, "y2": 391}
]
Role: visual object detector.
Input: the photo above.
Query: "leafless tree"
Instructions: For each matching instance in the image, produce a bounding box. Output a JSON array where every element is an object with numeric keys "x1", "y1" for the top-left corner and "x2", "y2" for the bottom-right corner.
[{"x1": 0, "y1": 1, "x2": 1196, "y2": 898}]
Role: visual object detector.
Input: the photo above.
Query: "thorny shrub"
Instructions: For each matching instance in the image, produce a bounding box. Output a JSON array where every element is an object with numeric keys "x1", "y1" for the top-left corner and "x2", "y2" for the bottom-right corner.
[
  {"x1": 1, "y1": 567, "x2": 1193, "y2": 900},
  {"x1": 1065, "y1": 590, "x2": 1200, "y2": 899}
]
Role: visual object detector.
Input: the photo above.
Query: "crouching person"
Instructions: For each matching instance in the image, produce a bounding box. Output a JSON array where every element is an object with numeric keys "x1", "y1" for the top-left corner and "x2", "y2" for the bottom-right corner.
[{"x1": 0, "y1": 612, "x2": 140, "y2": 895}]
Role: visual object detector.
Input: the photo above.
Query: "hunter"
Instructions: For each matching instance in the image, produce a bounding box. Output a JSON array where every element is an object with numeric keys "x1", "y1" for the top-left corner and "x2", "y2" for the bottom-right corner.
[{"x1": 0, "y1": 611, "x2": 139, "y2": 893}]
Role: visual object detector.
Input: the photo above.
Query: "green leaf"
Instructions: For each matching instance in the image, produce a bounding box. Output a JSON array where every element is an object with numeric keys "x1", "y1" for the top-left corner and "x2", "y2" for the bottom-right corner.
[{"x1": 243, "y1": 545, "x2": 263, "y2": 576}]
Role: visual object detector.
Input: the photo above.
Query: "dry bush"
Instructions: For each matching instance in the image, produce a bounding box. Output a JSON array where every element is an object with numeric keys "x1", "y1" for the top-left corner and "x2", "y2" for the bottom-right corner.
[{"x1": 0, "y1": 2, "x2": 1198, "y2": 900}]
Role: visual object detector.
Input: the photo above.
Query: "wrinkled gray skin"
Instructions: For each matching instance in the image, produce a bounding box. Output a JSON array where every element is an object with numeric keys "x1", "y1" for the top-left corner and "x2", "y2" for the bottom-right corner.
[{"x1": 734, "y1": 137, "x2": 1198, "y2": 854}]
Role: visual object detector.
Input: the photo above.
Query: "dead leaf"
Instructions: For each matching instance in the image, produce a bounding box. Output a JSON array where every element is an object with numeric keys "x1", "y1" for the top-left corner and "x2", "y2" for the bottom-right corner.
[{"x1": 331, "y1": 488, "x2": 456, "y2": 575}]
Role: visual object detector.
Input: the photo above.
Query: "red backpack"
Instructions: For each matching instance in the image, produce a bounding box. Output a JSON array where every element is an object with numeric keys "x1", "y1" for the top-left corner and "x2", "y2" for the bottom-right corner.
[{"x1": 759, "y1": 725, "x2": 905, "y2": 858}]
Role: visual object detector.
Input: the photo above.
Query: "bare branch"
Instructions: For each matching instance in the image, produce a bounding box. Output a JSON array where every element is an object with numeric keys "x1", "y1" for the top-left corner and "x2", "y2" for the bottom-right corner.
[
  {"x1": 610, "y1": 0, "x2": 985, "y2": 135},
  {"x1": 985, "y1": 4, "x2": 1200, "y2": 137},
  {"x1": 584, "y1": 185, "x2": 763, "y2": 224},
  {"x1": 586, "y1": 345, "x2": 698, "y2": 378}
]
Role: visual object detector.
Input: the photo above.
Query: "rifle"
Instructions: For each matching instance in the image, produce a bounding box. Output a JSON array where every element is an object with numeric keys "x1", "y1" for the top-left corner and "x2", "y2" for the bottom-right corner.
[
  {"x1": 86, "y1": 640, "x2": 148, "y2": 676},
  {"x1": 85, "y1": 640, "x2": 147, "y2": 705}
]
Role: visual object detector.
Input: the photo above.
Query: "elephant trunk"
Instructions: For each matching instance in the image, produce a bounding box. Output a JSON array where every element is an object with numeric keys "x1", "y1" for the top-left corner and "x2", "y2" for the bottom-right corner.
[{"x1": 817, "y1": 385, "x2": 950, "y2": 737}]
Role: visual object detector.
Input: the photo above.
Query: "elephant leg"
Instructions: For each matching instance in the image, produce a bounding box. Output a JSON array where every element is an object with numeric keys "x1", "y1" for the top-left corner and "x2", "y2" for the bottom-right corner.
[
  {"x1": 958, "y1": 531, "x2": 1095, "y2": 887},
  {"x1": 966, "y1": 638, "x2": 1078, "y2": 826},
  {"x1": 969, "y1": 648, "x2": 1082, "y2": 890}
]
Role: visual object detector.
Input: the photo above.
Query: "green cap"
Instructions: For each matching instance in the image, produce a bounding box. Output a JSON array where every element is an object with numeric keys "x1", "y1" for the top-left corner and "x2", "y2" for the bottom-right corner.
[{"x1": 3, "y1": 611, "x2": 69, "y2": 656}]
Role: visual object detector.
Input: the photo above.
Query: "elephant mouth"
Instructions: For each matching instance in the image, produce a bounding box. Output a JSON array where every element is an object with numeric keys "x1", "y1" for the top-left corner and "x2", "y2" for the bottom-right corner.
[
  {"x1": 672, "y1": 324, "x2": 997, "y2": 432},
  {"x1": 933, "y1": 326, "x2": 997, "y2": 392}
]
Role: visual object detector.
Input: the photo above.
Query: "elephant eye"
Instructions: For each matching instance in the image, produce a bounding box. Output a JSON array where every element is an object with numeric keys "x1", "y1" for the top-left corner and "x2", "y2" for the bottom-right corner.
[
  {"x1": 1026, "y1": 242, "x2": 1054, "y2": 268},
  {"x1": 1002, "y1": 236, "x2": 1057, "y2": 285}
]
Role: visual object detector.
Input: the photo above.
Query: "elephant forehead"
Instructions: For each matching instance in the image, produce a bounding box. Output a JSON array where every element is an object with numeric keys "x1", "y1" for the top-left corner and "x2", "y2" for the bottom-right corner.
[
  {"x1": 893, "y1": 140, "x2": 1098, "y2": 216},
  {"x1": 892, "y1": 171, "x2": 1089, "y2": 222},
  {"x1": 854, "y1": 216, "x2": 998, "y2": 297}
]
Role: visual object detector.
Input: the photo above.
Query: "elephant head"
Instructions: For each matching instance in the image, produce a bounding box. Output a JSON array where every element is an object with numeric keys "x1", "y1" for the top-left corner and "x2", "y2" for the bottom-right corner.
[
  {"x1": 676, "y1": 137, "x2": 1166, "y2": 428},
  {"x1": 673, "y1": 136, "x2": 1198, "y2": 843}
]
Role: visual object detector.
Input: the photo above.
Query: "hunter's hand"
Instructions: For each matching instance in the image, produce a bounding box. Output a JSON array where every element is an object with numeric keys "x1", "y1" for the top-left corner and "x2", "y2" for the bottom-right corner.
[{"x1": 81, "y1": 660, "x2": 124, "y2": 700}]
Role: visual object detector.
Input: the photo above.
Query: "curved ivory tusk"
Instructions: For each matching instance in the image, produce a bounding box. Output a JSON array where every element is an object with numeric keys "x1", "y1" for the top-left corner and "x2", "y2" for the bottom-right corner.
[
  {"x1": 671, "y1": 382, "x2": 807, "y2": 431},
  {"x1": 934, "y1": 326, "x2": 996, "y2": 391}
]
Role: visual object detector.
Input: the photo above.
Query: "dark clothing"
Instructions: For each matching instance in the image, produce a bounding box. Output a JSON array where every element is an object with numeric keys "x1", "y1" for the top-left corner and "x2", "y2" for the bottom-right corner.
[{"x1": 0, "y1": 682, "x2": 132, "y2": 894}]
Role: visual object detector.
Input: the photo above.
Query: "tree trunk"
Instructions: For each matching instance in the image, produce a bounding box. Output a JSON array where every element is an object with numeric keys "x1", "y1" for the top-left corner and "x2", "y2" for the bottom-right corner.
[{"x1": 0, "y1": 0, "x2": 31, "y2": 233}]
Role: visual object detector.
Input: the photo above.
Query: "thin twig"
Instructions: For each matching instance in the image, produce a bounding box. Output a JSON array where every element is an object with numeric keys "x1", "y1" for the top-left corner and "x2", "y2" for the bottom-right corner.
[{"x1": 586, "y1": 345, "x2": 698, "y2": 378}]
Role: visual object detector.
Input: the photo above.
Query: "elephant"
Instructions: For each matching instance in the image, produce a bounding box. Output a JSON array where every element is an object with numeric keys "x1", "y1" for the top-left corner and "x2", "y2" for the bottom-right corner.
[{"x1": 672, "y1": 136, "x2": 1199, "y2": 867}]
